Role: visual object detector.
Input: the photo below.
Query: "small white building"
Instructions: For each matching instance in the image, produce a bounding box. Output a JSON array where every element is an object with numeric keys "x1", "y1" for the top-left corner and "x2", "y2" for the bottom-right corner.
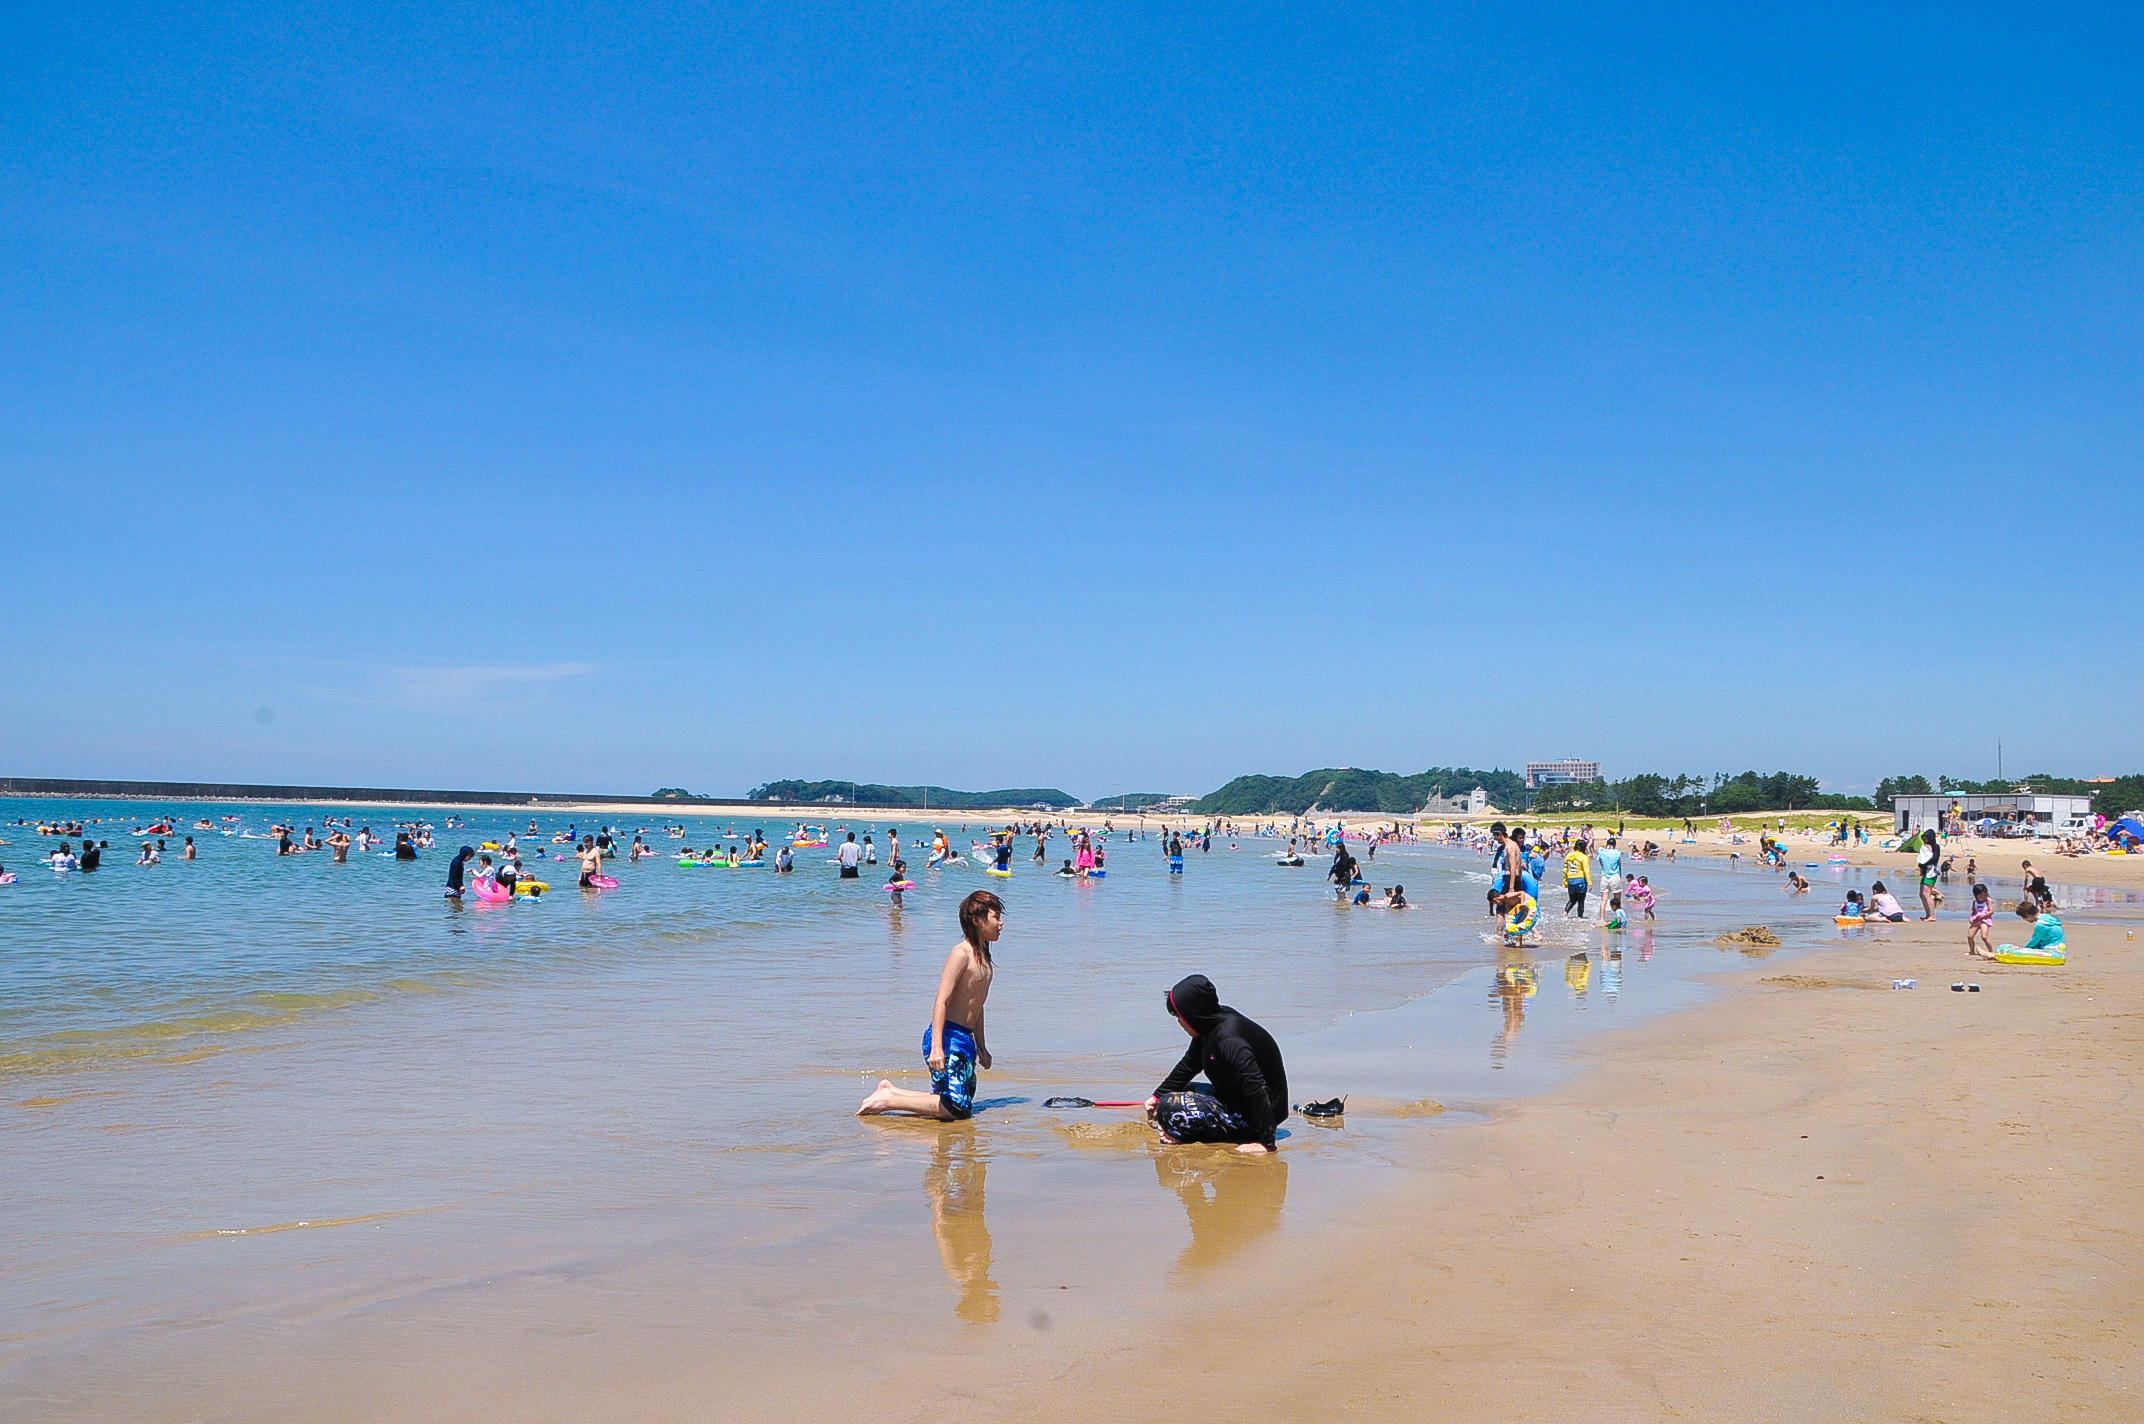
[
  {"x1": 1423, "y1": 787, "x2": 1490, "y2": 817},
  {"x1": 1892, "y1": 792, "x2": 2093, "y2": 837}
]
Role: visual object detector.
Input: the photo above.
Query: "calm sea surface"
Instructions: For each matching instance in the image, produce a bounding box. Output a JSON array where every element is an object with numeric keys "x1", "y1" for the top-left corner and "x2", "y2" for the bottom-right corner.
[{"x1": 3, "y1": 799, "x2": 2135, "y2": 1419}]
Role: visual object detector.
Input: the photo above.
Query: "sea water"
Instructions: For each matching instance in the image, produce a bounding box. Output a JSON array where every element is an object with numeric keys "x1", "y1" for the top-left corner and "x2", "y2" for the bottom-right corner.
[{"x1": 2, "y1": 801, "x2": 2128, "y2": 1419}]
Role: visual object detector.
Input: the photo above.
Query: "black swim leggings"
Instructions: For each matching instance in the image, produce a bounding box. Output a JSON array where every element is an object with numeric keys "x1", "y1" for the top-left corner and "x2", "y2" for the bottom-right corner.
[{"x1": 1566, "y1": 884, "x2": 1588, "y2": 914}]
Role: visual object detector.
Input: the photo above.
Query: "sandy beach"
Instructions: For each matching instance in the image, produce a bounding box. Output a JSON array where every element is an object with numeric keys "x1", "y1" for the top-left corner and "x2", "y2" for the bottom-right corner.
[
  {"x1": 7, "y1": 801, "x2": 2138, "y2": 1424},
  {"x1": 874, "y1": 917, "x2": 2140, "y2": 1422}
]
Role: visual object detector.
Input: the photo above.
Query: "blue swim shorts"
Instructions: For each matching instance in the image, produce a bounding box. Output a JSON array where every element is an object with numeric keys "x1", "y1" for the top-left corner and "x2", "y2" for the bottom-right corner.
[{"x1": 921, "y1": 1020, "x2": 978, "y2": 1119}]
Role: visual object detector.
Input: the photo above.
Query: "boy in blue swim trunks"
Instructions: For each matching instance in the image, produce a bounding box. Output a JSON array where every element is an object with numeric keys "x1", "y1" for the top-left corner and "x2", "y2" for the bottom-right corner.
[{"x1": 858, "y1": 890, "x2": 1002, "y2": 1120}]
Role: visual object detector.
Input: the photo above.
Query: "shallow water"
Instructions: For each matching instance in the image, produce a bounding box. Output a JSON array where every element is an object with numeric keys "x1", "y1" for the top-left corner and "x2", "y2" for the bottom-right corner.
[{"x1": 1, "y1": 801, "x2": 2129, "y2": 1419}]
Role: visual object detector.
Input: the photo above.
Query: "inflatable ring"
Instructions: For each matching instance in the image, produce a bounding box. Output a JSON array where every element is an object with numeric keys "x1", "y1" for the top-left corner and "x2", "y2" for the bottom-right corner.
[
  {"x1": 1993, "y1": 943, "x2": 2065, "y2": 965},
  {"x1": 884, "y1": 879, "x2": 915, "y2": 892},
  {"x1": 514, "y1": 880, "x2": 549, "y2": 895}
]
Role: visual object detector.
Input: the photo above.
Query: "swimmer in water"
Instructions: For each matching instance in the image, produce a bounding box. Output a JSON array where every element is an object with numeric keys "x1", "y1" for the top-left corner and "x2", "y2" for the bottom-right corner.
[{"x1": 858, "y1": 890, "x2": 1002, "y2": 1119}]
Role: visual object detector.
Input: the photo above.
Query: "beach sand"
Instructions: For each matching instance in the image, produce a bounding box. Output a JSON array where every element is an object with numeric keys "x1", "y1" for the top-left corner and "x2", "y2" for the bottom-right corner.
[{"x1": 872, "y1": 919, "x2": 2142, "y2": 1422}]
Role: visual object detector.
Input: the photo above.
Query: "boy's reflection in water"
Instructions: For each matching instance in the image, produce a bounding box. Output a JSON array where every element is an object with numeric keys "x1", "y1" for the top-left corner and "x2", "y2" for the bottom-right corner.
[
  {"x1": 1491, "y1": 949, "x2": 1538, "y2": 1066},
  {"x1": 923, "y1": 1124, "x2": 998, "y2": 1322},
  {"x1": 1148, "y1": 1143, "x2": 1289, "y2": 1274}
]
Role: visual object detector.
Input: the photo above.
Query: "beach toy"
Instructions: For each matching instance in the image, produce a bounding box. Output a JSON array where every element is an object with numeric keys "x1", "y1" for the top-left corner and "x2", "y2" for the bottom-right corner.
[
  {"x1": 985, "y1": 866, "x2": 1012, "y2": 877},
  {"x1": 513, "y1": 880, "x2": 549, "y2": 896},
  {"x1": 0, "y1": 873, "x2": 15, "y2": 885},
  {"x1": 884, "y1": 879, "x2": 914, "y2": 892},
  {"x1": 588, "y1": 874, "x2": 619, "y2": 890},
  {"x1": 1834, "y1": 915, "x2": 1864, "y2": 927},
  {"x1": 471, "y1": 876, "x2": 513, "y2": 903},
  {"x1": 737, "y1": 859, "x2": 765, "y2": 868},
  {"x1": 1993, "y1": 942, "x2": 2065, "y2": 965},
  {"x1": 1089, "y1": 868, "x2": 1106, "y2": 877}
]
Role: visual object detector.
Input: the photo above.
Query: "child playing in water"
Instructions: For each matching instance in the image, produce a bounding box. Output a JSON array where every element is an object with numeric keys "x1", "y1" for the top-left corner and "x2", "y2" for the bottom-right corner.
[
  {"x1": 1839, "y1": 889, "x2": 1866, "y2": 919},
  {"x1": 859, "y1": 891, "x2": 1003, "y2": 1120},
  {"x1": 1495, "y1": 887, "x2": 1540, "y2": 946},
  {"x1": 1628, "y1": 875, "x2": 1657, "y2": 921},
  {"x1": 1967, "y1": 883, "x2": 1996, "y2": 959}
]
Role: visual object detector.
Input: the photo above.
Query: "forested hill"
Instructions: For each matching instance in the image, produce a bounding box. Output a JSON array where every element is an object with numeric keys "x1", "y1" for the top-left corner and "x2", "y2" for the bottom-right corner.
[
  {"x1": 747, "y1": 780, "x2": 1079, "y2": 810},
  {"x1": 1195, "y1": 767, "x2": 1528, "y2": 816}
]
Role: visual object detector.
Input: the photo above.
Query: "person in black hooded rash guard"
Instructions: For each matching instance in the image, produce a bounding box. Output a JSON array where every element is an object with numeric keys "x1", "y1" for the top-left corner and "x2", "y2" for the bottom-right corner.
[{"x1": 1145, "y1": 974, "x2": 1287, "y2": 1154}]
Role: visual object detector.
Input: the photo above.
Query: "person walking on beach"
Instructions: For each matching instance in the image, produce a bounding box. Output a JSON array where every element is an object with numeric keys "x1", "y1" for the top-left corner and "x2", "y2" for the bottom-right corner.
[
  {"x1": 1916, "y1": 830, "x2": 1942, "y2": 919},
  {"x1": 858, "y1": 890, "x2": 1003, "y2": 1120},
  {"x1": 1145, "y1": 974, "x2": 1287, "y2": 1155},
  {"x1": 1967, "y1": 883, "x2": 1997, "y2": 959}
]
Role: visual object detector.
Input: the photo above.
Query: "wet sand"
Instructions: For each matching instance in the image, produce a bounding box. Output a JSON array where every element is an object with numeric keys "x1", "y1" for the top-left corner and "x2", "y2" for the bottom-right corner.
[
  {"x1": 927, "y1": 918, "x2": 2143, "y2": 1421},
  {"x1": 7, "y1": 808, "x2": 2139, "y2": 1421}
]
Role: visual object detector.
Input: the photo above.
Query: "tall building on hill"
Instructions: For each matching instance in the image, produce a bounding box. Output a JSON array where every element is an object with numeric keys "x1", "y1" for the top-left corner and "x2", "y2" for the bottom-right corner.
[{"x1": 1526, "y1": 759, "x2": 1601, "y2": 789}]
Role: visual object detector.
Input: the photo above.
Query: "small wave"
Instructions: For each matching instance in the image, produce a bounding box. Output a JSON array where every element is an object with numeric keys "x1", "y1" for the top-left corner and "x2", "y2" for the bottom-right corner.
[{"x1": 186, "y1": 1206, "x2": 444, "y2": 1239}]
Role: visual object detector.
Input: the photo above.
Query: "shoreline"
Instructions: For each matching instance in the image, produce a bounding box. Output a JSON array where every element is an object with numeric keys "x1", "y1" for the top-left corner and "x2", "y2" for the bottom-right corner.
[
  {"x1": 6, "y1": 825, "x2": 2138, "y2": 1419},
  {"x1": 895, "y1": 915, "x2": 2143, "y2": 1421}
]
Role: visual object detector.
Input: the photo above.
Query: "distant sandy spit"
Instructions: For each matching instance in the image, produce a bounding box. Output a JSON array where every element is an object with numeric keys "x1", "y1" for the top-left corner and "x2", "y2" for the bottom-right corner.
[{"x1": 886, "y1": 918, "x2": 2143, "y2": 1422}]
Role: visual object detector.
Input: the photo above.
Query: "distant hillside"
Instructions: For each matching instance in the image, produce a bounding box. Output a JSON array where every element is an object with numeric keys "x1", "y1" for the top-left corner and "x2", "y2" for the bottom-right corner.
[
  {"x1": 1084, "y1": 792, "x2": 1176, "y2": 810},
  {"x1": 747, "y1": 780, "x2": 1079, "y2": 810},
  {"x1": 1195, "y1": 766, "x2": 1529, "y2": 816}
]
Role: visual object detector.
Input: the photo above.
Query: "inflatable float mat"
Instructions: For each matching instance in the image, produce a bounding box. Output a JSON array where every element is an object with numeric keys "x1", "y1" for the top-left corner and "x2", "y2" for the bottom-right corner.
[
  {"x1": 1834, "y1": 915, "x2": 1864, "y2": 927},
  {"x1": 1994, "y1": 943, "x2": 2065, "y2": 965},
  {"x1": 588, "y1": 874, "x2": 619, "y2": 890}
]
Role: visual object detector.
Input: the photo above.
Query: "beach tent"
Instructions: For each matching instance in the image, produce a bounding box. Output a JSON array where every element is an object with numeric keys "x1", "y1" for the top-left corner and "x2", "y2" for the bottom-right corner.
[{"x1": 2111, "y1": 816, "x2": 2144, "y2": 846}]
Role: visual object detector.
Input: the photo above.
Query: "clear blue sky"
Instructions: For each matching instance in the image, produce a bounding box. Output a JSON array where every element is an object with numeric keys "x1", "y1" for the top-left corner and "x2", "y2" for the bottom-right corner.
[{"x1": 4, "y1": 4, "x2": 2139, "y2": 799}]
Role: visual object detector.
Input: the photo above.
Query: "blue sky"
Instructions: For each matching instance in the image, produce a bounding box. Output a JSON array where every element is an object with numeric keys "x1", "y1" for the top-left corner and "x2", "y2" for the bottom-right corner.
[{"x1": 4, "y1": 3, "x2": 2139, "y2": 799}]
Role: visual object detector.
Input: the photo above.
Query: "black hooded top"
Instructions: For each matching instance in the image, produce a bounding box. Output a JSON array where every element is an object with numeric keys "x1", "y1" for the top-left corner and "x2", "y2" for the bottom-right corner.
[
  {"x1": 1154, "y1": 974, "x2": 1289, "y2": 1148},
  {"x1": 447, "y1": 846, "x2": 474, "y2": 891}
]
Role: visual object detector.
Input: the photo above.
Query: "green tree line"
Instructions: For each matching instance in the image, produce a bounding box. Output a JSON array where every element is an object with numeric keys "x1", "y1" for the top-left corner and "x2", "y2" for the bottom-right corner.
[
  {"x1": 1532, "y1": 771, "x2": 1873, "y2": 816},
  {"x1": 747, "y1": 780, "x2": 1080, "y2": 810},
  {"x1": 1194, "y1": 767, "x2": 1530, "y2": 816}
]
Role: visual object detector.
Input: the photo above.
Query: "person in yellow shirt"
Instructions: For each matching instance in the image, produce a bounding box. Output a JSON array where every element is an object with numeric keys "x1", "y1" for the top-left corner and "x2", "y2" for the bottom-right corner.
[{"x1": 1561, "y1": 839, "x2": 1592, "y2": 918}]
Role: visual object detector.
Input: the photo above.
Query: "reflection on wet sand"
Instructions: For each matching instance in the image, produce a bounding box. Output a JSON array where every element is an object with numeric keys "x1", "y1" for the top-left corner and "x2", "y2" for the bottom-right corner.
[
  {"x1": 1490, "y1": 951, "x2": 1538, "y2": 1065},
  {"x1": 923, "y1": 1125, "x2": 998, "y2": 1322},
  {"x1": 1148, "y1": 1144, "x2": 1289, "y2": 1274}
]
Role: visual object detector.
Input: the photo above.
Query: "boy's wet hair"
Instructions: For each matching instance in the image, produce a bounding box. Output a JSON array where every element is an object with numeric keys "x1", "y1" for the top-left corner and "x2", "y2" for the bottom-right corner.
[
  {"x1": 2016, "y1": 900, "x2": 2039, "y2": 920},
  {"x1": 959, "y1": 890, "x2": 1005, "y2": 957}
]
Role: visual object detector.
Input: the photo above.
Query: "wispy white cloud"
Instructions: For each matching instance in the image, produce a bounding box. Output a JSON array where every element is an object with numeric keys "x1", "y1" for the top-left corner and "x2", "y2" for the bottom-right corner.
[{"x1": 377, "y1": 661, "x2": 599, "y2": 710}]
